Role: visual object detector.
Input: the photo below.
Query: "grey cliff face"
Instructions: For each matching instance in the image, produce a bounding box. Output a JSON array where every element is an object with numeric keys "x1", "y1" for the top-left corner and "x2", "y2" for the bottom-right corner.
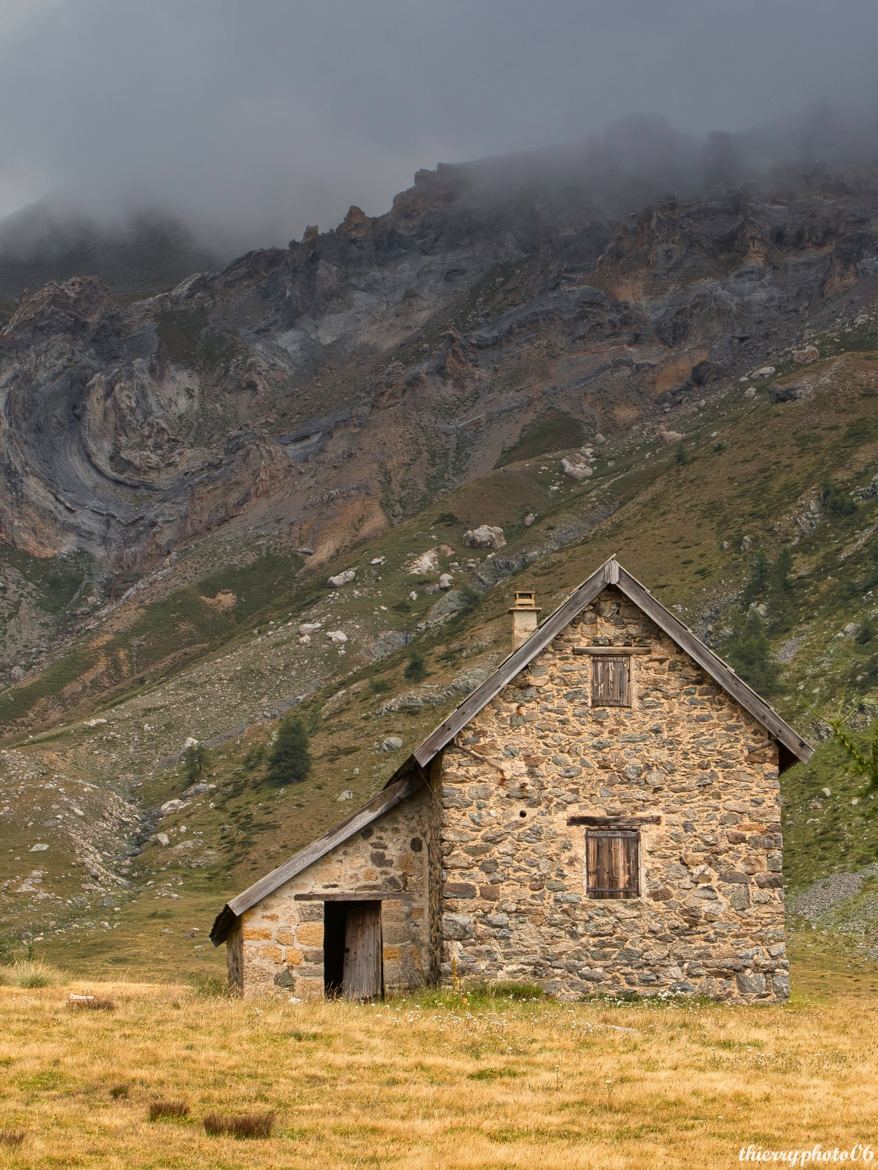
[{"x1": 1, "y1": 162, "x2": 876, "y2": 570}]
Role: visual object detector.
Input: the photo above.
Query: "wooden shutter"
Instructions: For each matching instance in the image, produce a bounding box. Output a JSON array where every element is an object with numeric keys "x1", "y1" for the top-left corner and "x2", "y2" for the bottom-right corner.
[
  {"x1": 586, "y1": 829, "x2": 640, "y2": 899},
  {"x1": 591, "y1": 656, "x2": 631, "y2": 706}
]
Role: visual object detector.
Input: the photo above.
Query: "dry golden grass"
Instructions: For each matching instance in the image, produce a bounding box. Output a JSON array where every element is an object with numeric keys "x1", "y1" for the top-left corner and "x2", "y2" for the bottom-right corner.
[{"x1": 1, "y1": 956, "x2": 876, "y2": 1170}]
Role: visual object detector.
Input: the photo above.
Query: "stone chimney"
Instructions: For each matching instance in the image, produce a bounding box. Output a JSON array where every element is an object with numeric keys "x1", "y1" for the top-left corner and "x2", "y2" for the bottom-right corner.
[{"x1": 509, "y1": 591, "x2": 540, "y2": 649}]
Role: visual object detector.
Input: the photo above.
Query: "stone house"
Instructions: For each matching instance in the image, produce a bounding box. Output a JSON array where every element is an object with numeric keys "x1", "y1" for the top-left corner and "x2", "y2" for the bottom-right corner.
[{"x1": 210, "y1": 557, "x2": 813, "y2": 1002}]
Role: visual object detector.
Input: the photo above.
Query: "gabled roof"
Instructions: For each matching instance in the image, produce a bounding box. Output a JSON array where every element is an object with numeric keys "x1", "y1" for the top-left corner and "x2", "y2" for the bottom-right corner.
[
  {"x1": 406, "y1": 556, "x2": 813, "y2": 774},
  {"x1": 210, "y1": 556, "x2": 813, "y2": 944}
]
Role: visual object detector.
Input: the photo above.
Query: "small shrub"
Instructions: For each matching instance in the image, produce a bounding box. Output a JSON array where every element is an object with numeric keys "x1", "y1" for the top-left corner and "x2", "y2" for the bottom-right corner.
[
  {"x1": 856, "y1": 618, "x2": 875, "y2": 645},
  {"x1": 109, "y1": 1084, "x2": 130, "y2": 1100},
  {"x1": 242, "y1": 743, "x2": 265, "y2": 772},
  {"x1": 455, "y1": 584, "x2": 483, "y2": 619},
  {"x1": 435, "y1": 511, "x2": 458, "y2": 526},
  {"x1": 0, "y1": 1131, "x2": 25, "y2": 1149},
  {"x1": 821, "y1": 480, "x2": 856, "y2": 517},
  {"x1": 265, "y1": 714, "x2": 311, "y2": 786},
  {"x1": 674, "y1": 442, "x2": 690, "y2": 467},
  {"x1": 148, "y1": 1100, "x2": 190, "y2": 1122},
  {"x1": 181, "y1": 741, "x2": 208, "y2": 785},
  {"x1": 369, "y1": 679, "x2": 391, "y2": 695},
  {"x1": 68, "y1": 994, "x2": 116, "y2": 1011},
  {"x1": 403, "y1": 651, "x2": 427, "y2": 683},
  {"x1": 203, "y1": 1111, "x2": 275, "y2": 1139}
]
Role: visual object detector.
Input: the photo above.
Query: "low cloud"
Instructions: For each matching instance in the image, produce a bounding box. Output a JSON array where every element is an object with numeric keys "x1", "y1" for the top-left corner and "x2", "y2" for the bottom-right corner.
[{"x1": 0, "y1": 0, "x2": 877, "y2": 253}]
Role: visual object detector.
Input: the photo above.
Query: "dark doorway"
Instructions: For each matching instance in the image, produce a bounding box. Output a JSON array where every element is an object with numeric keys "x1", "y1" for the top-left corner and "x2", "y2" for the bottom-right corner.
[{"x1": 322, "y1": 900, "x2": 383, "y2": 1001}]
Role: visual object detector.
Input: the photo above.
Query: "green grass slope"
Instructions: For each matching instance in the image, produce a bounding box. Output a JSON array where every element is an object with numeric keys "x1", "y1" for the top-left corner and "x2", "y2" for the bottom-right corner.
[{"x1": 2, "y1": 337, "x2": 878, "y2": 976}]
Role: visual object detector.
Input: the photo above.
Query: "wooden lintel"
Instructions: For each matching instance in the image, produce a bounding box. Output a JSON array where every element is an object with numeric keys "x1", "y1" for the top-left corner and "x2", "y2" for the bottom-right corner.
[
  {"x1": 293, "y1": 891, "x2": 410, "y2": 902},
  {"x1": 567, "y1": 814, "x2": 662, "y2": 826},
  {"x1": 572, "y1": 646, "x2": 651, "y2": 656}
]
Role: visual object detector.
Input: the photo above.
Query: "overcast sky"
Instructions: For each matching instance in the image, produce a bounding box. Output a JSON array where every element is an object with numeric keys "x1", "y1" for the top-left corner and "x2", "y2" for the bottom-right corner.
[{"x1": 1, "y1": 0, "x2": 877, "y2": 249}]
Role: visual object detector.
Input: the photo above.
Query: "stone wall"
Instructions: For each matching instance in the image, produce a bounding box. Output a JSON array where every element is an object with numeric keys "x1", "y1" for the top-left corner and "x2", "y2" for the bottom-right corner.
[
  {"x1": 435, "y1": 586, "x2": 787, "y2": 1001},
  {"x1": 234, "y1": 786, "x2": 433, "y2": 998}
]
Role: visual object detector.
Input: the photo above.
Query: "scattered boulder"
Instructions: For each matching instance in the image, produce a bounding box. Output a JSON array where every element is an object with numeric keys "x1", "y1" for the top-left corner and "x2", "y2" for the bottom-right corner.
[
  {"x1": 406, "y1": 548, "x2": 439, "y2": 574},
  {"x1": 743, "y1": 386, "x2": 757, "y2": 399},
  {"x1": 154, "y1": 832, "x2": 170, "y2": 847},
  {"x1": 523, "y1": 512, "x2": 536, "y2": 527},
  {"x1": 337, "y1": 790, "x2": 354, "y2": 802},
  {"x1": 659, "y1": 429, "x2": 684, "y2": 443},
  {"x1": 769, "y1": 382, "x2": 809, "y2": 403},
  {"x1": 327, "y1": 568, "x2": 356, "y2": 588},
  {"x1": 381, "y1": 736, "x2": 404, "y2": 752},
  {"x1": 792, "y1": 344, "x2": 819, "y2": 364},
  {"x1": 463, "y1": 525, "x2": 506, "y2": 550},
  {"x1": 561, "y1": 455, "x2": 593, "y2": 481},
  {"x1": 83, "y1": 718, "x2": 108, "y2": 728},
  {"x1": 438, "y1": 573, "x2": 454, "y2": 590},
  {"x1": 29, "y1": 843, "x2": 48, "y2": 852},
  {"x1": 752, "y1": 365, "x2": 775, "y2": 378},
  {"x1": 854, "y1": 474, "x2": 878, "y2": 501},
  {"x1": 296, "y1": 546, "x2": 314, "y2": 557},
  {"x1": 299, "y1": 622, "x2": 322, "y2": 635},
  {"x1": 159, "y1": 798, "x2": 187, "y2": 817},
  {"x1": 326, "y1": 629, "x2": 348, "y2": 643}
]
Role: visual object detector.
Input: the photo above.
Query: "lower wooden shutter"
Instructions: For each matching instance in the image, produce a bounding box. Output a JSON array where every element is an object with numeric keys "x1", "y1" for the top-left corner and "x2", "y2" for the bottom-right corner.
[{"x1": 586, "y1": 829, "x2": 640, "y2": 898}]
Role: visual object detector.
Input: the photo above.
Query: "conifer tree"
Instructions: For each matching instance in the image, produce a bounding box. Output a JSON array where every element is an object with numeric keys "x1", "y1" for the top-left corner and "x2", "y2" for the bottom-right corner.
[
  {"x1": 724, "y1": 611, "x2": 780, "y2": 695},
  {"x1": 404, "y1": 650, "x2": 427, "y2": 682},
  {"x1": 266, "y1": 714, "x2": 312, "y2": 786}
]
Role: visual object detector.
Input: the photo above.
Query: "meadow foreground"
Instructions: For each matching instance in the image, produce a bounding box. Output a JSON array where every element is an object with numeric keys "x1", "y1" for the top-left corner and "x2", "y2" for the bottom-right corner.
[{"x1": 1, "y1": 943, "x2": 876, "y2": 1170}]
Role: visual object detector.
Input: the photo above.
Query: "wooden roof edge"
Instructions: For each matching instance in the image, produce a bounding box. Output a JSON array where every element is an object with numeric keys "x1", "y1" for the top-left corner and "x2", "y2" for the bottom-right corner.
[{"x1": 209, "y1": 772, "x2": 424, "y2": 945}]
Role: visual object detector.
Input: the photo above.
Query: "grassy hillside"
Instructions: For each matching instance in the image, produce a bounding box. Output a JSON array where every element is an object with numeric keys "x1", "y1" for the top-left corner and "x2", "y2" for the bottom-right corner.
[{"x1": 1, "y1": 329, "x2": 878, "y2": 974}]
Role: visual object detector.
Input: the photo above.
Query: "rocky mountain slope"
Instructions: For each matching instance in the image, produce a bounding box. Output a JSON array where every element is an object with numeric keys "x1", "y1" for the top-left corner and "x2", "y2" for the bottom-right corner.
[{"x1": 1, "y1": 156, "x2": 877, "y2": 975}]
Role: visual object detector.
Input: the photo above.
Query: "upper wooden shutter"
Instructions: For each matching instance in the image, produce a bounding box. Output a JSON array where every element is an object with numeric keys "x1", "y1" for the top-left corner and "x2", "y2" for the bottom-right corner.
[
  {"x1": 586, "y1": 829, "x2": 640, "y2": 899},
  {"x1": 591, "y1": 655, "x2": 631, "y2": 706}
]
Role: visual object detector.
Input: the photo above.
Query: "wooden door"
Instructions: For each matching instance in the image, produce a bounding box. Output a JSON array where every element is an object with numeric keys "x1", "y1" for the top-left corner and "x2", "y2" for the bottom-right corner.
[{"x1": 341, "y1": 901, "x2": 383, "y2": 1000}]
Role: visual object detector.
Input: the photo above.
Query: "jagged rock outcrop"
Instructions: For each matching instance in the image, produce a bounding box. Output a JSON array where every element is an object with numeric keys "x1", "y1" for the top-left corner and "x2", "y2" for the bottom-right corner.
[{"x1": 1, "y1": 162, "x2": 877, "y2": 574}]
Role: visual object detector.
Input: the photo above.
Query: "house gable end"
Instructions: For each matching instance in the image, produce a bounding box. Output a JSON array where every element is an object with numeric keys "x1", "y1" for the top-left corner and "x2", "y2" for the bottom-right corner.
[{"x1": 407, "y1": 558, "x2": 812, "y2": 775}]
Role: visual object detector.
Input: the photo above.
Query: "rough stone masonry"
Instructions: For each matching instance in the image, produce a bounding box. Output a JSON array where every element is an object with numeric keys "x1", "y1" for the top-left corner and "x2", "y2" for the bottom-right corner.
[{"x1": 434, "y1": 590, "x2": 787, "y2": 1001}]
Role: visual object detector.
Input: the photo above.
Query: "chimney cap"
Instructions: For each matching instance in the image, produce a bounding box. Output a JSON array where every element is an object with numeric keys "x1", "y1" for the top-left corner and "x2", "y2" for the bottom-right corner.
[{"x1": 509, "y1": 590, "x2": 540, "y2": 612}]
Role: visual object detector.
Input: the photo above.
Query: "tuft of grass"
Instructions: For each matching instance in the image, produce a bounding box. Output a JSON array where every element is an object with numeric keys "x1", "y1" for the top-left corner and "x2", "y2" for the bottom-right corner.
[
  {"x1": 109, "y1": 1084, "x2": 129, "y2": 1100},
  {"x1": 0, "y1": 1130, "x2": 25, "y2": 1148},
  {"x1": 1, "y1": 960, "x2": 62, "y2": 989},
  {"x1": 148, "y1": 1099, "x2": 190, "y2": 1122},
  {"x1": 190, "y1": 974, "x2": 233, "y2": 999},
  {"x1": 467, "y1": 980, "x2": 549, "y2": 1001},
  {"x1": 67, "y1": 994, "x2": 116, "y2": 1011},
  {"x1": 203, "y1": 1111, "x2": 275, "y2": 1139}
]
